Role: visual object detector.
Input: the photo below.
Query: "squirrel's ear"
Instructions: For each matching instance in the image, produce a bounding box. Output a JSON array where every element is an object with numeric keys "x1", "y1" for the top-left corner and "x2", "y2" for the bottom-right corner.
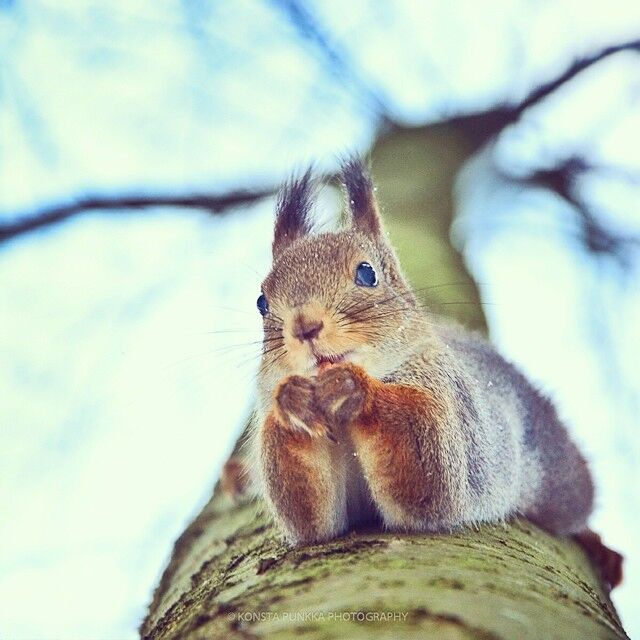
[
  {"x1": 273, "y1": 169, "x2": 315, "y2": 258},
  {"x1": 341, "y1": 157, "x2": 382, "y2": 237}
]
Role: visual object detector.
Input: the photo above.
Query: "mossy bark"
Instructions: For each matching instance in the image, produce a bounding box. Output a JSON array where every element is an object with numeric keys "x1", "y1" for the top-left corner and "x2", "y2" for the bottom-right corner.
[
  {"x1": 141, "y1": 487, "x2": 627, "y2": 639},
  {"x1": 141, "y1": 126, "x2": 628, "y2": 639}
]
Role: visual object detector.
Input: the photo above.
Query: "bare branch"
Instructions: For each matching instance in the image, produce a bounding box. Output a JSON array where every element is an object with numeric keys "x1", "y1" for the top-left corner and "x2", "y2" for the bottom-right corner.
[{"x1": 0, "y1": 189, "x2": 273, "y2": 244}]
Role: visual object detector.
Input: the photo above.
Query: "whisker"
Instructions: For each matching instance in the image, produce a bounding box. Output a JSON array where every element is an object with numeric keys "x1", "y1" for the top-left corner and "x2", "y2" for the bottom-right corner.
[
  {"x1": 337, "y1": 303, "x2": 447, "y2": 329},
  {"x1": 430, "y1": 301, "x2": 497, "y2": 307},
  {"x1": 238, "y1": 342, "x2": 286, "y2": 369},
  {"x1": 338, "y1": 285, "x2": 421, "y2": 317},
  {"x1": 337, "y1": 307, "x2": 418, "y2": 328},
  {"x1": 184, "y1": 332, "x2": 284, "y2": 360},
  {"x1": 240, "y1": 262, "x2": 264, "y2": 278},
  {"x1": 210, "y1": 305, "x2": 257, "y2": 317},
  {"x1": 261, "y1": 349, "x2": 288, "y2": 371},
  {"x1": 202, "y1": 329, "x2": 265, "y2": 335},
  {"x1": 338, "y1": 294, "x2": 414, "y2": 321},
  {"x1": 165, "y1": 341, "x2": 265, "y2": 368},
  {"x1": 261, "y1": 341, "x2": 286, "y2": 356},
  {"x1": 337, "y1": 281, "x2": 486, "y2": 318}
]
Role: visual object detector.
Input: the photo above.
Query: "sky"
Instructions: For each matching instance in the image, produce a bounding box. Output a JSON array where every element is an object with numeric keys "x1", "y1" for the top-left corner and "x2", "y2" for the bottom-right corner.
[{"x1": 1, "y1": 1, "x2": 639, "y2": 638}]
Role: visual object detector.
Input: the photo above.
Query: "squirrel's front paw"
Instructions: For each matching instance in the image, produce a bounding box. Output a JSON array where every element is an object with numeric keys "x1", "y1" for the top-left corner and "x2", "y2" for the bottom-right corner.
[
  {"x1": 315, "y1": 363, "x2": 368, "y2": 428},
  {"x1": 275, "y1": 375, "x2": 334, "y2": 440}
]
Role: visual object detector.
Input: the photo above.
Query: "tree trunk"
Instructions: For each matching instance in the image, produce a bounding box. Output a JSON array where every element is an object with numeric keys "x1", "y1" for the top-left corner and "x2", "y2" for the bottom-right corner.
[
  {"x1": 141, "y1": 127, "x2": 628, "y2": 639},
  {"x1": 140, "y1": 484, "x2": 627, "y2": 639}
]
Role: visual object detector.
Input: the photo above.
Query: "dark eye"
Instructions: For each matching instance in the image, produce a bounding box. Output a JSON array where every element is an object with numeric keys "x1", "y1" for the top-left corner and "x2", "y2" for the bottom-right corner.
[
  {"x1": 355, "y1": 262, "x2": 378, "y2": 287},
  {"x1": 257, "y1": 293, "x2": 269, "y2": 316}
]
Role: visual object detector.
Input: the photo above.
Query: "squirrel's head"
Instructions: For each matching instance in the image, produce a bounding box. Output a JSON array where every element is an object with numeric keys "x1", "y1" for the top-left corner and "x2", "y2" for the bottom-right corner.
[{"x1": 257, "y1": 159, "x2": 428, "y2": 384}]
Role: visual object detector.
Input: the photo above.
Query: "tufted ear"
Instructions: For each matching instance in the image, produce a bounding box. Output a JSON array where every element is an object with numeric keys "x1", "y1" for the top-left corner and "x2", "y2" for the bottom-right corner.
[
  {"x1": 342, "y1": 156, "x2": 410, "y2": 292},
  {"x1": 272, "y1": 169, "x2": 315, "y2": 258},
  {"x1": 341, "y1": 156, "x2": 382, "y2": 237}
]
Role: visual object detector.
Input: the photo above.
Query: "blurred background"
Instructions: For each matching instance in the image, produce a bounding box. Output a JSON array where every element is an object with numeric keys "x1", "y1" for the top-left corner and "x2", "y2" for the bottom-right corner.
[{"x1": 1, "y1": 1, "x2": 639, "y2": 638}]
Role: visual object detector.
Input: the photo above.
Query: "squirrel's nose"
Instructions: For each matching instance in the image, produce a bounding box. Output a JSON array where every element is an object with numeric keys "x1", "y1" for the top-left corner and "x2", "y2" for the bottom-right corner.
[{"x1": 293, "y1": 317, "x2": 324, "y2": 342}]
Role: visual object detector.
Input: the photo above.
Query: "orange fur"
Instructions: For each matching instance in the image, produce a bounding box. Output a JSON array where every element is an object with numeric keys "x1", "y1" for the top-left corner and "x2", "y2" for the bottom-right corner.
[
  {"x1": 350, "y1": 373, "x2": 448, "y2": 528},
  {"x1": 259, "y1": 387, "x2": 348, "y2": 544},
  {"x1": 317, "y1": 362, "x2": 460, "y2": 531},
  {"x1": 256, "y1": 361, "x2": 462, "y2": 540}
]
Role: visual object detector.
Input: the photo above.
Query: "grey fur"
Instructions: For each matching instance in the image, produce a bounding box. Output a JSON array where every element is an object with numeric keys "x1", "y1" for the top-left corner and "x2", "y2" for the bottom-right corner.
[
  {"x1": 253, "y1": 158, "x2": 594, "y2": 544},
  {"x1": 386, "y1": 323, "x2": 593, "y2": 534}
]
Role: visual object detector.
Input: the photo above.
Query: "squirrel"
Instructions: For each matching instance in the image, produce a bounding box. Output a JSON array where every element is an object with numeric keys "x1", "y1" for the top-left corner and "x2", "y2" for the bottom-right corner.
[{"x1": 221, "y1": 158, "x2": 623, "y2": 590}]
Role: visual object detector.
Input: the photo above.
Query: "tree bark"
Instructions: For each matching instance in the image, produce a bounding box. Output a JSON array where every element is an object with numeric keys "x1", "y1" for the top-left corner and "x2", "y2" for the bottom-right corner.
[{"x1": 140, "y1": 485, "x2": 627, "y2": 639}]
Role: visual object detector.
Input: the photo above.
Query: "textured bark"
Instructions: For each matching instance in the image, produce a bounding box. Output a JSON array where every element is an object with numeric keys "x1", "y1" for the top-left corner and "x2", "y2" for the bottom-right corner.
[
  {"x1": 141, "y1": 127, "x2": 627, "y2": 639},
  {"x1": 141, "y1": 486, "x2": 627, "y2": 639}
]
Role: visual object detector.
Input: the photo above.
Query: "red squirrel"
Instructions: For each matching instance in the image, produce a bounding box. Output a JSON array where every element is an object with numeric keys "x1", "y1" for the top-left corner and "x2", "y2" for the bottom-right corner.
[{"x1": 223, "y1": 158, "x2": 622, "y2": 589}]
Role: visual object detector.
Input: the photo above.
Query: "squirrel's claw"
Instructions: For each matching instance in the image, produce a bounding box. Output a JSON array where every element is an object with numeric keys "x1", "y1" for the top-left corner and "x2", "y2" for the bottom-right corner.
[
  {"x1": 274, "y1": 374, "x2": 335, "y2": 440},
  {"x1": 315, "y1": 363, "x2": 368, "y2": 428}
]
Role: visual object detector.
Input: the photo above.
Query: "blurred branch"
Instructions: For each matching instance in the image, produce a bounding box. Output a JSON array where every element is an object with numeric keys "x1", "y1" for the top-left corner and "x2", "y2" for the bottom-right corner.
[
  {"x1": 494, "y1": 156, "x2": 640, "y2": 269},
  {"x1": 450, "y1": 37, "x2": 640, "y2": 268},
  {"x1": 0, "y1": 189, "x2": 273, "y2": 244},
  {"x1": 1, "y1": 25, "x2": 638, "y2": 246},
  {"x1": 450, "y1": 38, "x2": 640, "y2": 149},
  {"x1": 523, "y1": 158, "x2": 639, "y2": 257},
  {"x1": 271, "y1": 0, "x2": 393, "y2": 124}
]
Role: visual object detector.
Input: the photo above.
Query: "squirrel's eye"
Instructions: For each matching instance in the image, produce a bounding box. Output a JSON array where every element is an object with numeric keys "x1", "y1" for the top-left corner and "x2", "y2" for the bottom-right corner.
[
  {"x1": 256, "y1": 293, "x2": 269, "y2": 316},
  {"x1": 355, "y1": 262, "x2": 378, "y2": 287}
]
